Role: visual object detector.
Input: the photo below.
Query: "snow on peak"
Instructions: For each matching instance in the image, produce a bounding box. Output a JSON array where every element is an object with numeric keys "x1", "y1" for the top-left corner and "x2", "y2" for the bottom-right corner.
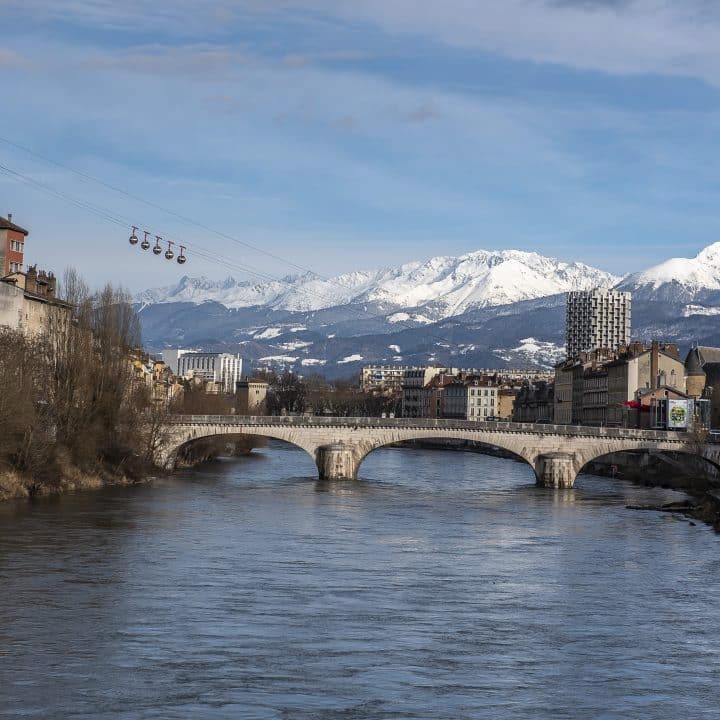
[
  {"x1": 136, "y1": 248, "x2": 618, "y2": 319},
  {"x1": 618, "y1": 241, "x2": 720, "y2": 295}
]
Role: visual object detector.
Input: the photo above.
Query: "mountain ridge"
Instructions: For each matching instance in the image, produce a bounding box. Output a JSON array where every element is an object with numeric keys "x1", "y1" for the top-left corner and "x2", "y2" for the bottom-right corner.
[
  {"x1": 136, "y1": 242, "x2": 720, "y2": 377},
  {"x1": 136, "y1": 248, "x2": 619, "y2": 321}
]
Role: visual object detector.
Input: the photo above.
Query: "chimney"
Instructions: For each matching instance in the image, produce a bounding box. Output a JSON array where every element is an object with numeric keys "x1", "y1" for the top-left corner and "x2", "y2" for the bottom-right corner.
[
  {"x1": 26, "y1": 264, "x2": 37, "y2": 294},
  {"x1": 650, "y1": 340, "x2": 659, "y2": 390},
  {"x1": 7, "y1": 213, "x2": 12, "y2": 223}
]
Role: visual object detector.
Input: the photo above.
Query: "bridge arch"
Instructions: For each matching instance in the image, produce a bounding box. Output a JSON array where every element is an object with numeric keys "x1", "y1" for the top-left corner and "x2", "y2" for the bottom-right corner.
[
  {"x1": 351, "y1": 431, "x2": 540, "y2": 482},
  {"x1": 576, "y1": 446, "x2": 720, "y2": 484},
  {"x1": 160, "y1": 424, "x2": 319, "y2": 470}
]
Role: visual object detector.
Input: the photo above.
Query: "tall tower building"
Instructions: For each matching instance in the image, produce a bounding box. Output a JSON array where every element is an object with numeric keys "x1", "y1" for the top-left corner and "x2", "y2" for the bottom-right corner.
[{"x1": 566, "y1": 289, "x2": 631, "y2": 358}]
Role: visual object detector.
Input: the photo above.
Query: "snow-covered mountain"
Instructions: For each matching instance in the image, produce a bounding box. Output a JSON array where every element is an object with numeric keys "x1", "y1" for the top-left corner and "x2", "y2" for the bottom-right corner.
[
  {"x1": 616, "y1": 242, "x2": 720, "y2": 305},
  {"x1": 136, "y1": 249, "x2": 619, "y2": 321},
  {"x1": 136, "y1": 241, "x2": 720, "y2": 377}
]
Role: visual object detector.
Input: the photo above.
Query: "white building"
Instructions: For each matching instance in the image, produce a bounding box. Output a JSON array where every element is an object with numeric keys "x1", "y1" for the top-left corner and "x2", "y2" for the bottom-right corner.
[
  {"x1": 360, "y1": 365, "x2": 414, "y2": 392},
  {"x1": 443, "y1": 379, "x2": 499, "y2": 421},
  {"x1": 566, "y1": 289, "x2": 631, "y2": 358},
  {"x1": 165, "y1": 350, "x2": 243, "y2": 394}
]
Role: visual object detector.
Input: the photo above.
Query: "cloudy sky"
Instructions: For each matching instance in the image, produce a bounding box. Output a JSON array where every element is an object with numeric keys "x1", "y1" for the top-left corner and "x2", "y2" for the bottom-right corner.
[{"x1": 1, "y1": 0, "x2": 719, "y2": 290}]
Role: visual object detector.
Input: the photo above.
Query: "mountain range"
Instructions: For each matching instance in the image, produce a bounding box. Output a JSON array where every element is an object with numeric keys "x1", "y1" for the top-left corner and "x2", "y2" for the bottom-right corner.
[{"x1": 136, "y1": 243, "x2": 720, "y2": 378}]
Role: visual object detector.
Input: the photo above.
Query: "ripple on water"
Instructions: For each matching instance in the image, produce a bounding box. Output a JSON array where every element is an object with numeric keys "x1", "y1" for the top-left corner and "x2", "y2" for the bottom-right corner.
[{"x1": 0, "y1": 445, "x2": 718, "y2": 719}]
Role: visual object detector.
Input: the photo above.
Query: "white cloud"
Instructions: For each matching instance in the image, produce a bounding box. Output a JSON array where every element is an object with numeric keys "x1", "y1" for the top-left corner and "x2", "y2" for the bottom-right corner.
[{"x1": 310, "y1": 0, "x2": 720, "y2": 85}]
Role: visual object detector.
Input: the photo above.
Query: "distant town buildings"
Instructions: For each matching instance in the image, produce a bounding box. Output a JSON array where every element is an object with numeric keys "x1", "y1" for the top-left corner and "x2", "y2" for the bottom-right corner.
[
  {"x1": 357, "y1": 364, "x2": 551, "y2": 422},
  {"x1": 566, "y1": 289, "x2": 631, "y2": 358},
  {"x1": 551, "y1": 340, "x2": 718, "y2": 429}
]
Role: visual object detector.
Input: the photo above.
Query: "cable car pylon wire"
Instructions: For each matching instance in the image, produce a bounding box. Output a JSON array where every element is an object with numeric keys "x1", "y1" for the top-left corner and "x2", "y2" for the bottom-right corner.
[{"x1": 0, "y1": 158, "x2": 461, "y2": 348}]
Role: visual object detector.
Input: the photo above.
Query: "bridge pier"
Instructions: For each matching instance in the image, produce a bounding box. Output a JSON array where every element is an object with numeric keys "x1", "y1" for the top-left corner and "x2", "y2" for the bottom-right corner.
[
  {"x1": 316, "y1": 443, "x2": 359, "y2": 481},
  {"x1": 535, "y1": 452, "x2": 577, "y2": 489}
]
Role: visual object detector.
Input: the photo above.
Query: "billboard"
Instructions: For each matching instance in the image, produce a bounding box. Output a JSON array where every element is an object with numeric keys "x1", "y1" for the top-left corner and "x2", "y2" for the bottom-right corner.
[{"x1": 667, "y1": 399, "x2": 689, "y2": 429}]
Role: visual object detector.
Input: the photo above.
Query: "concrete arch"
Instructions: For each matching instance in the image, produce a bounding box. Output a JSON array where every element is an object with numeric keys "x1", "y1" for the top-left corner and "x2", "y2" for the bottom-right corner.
[
  {"x1": 159, "y1": 425, "x2": 319, "y2": 470},
  {"x1": 577, "y1": 446, "x2": 720, "y2": 482},
  {"x1": 352, "y1": 432, "x2": 539, "y2": 481}
]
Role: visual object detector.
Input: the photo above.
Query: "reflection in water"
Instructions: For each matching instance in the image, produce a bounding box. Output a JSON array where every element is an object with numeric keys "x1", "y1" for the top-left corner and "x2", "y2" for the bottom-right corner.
[{"x1": 1, "y1": 442, "x2": 719, "y2": 719}]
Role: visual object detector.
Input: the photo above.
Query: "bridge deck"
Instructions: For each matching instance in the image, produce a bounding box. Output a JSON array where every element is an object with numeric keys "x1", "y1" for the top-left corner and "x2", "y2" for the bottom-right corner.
[{"x1": 167, "y1": 415, "x2": 701, "y2": 442}]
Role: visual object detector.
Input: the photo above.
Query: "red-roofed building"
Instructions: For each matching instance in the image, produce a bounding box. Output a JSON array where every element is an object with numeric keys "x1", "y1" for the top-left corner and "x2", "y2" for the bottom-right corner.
[{"x1": 0, "y1": 213, "x2": 28, "y2": 276}]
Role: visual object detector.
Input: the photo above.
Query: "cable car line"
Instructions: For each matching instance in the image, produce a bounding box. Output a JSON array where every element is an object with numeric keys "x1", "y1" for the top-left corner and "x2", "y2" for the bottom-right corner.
[{"x1": 0, "y1": 154, "x2": 464, "y2": 352}]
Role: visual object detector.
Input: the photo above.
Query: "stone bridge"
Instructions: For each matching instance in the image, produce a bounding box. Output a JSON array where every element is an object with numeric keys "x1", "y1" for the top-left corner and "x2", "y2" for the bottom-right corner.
[{"x1": 158, "y1": 415, "x2": 720, "y2": 488}]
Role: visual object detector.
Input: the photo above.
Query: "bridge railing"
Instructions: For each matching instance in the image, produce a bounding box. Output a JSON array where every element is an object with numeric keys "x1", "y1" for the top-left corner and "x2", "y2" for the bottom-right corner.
[{"x1": 166, "y1": 415, "x2": 697, "y2": 441}]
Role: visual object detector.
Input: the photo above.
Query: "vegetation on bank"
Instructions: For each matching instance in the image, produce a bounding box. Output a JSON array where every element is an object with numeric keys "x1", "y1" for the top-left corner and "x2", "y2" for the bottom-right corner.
[
  {"x1": 0, "y1": 271, "x2": 164, "y2": 500},
  {"x1": 256, "y1": 370, "x2": 401, "y2": 417}
]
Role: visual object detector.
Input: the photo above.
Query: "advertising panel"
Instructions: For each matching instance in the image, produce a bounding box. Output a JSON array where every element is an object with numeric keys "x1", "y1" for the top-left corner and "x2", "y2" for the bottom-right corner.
[{"x1": 667, "y1": 399, "x2": 689, "y2": 429}]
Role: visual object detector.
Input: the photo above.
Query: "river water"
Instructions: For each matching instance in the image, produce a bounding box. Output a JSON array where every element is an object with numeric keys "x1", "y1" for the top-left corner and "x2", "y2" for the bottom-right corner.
[{"x1": 1, "y1": 443, "x2": 719, "y2": 719}]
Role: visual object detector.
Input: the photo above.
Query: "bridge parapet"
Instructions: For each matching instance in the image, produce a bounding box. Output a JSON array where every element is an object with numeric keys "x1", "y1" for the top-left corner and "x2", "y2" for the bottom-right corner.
[{"x1": 166, "y1": 415, "x2": 699, "y2": 442}]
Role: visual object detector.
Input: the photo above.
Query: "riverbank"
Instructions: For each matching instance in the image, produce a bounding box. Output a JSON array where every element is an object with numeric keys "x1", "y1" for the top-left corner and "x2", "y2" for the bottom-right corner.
[
  {"x1": 0, "y1": 465, "x2": 148, "y2": 502},
  {"x1": 0, "y1": 436, "x2": 269, "y2": 503}
]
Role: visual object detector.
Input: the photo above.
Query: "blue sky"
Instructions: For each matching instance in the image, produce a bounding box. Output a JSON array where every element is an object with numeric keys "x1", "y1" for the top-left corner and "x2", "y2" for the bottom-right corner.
[{"x1": 1, "y1": 0, "x2": 719, "y2": 291}]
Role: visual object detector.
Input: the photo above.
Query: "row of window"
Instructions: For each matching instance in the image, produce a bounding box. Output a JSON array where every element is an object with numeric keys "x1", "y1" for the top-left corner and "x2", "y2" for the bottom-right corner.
[
  {"x1": 9, "y1": 240, "x2": 24, "y2": 252},
  {"x1": 469, "y1": 407, "x2": 493, "y2": 417},
  {"x1": 9, "y1": 261, "x2": 21, "y2": 273},
  {"x1": 469, "y1": 388, "x2": 496, "y2": 397}
]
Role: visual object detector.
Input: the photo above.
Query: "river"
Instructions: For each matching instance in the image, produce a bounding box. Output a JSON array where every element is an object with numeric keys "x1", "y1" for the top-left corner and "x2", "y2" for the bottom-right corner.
[{"x1": 1, "y1": 443, "x2": 719, "y2": 719}]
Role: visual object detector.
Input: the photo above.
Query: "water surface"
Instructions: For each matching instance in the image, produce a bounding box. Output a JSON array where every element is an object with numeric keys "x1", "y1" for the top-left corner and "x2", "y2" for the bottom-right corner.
[{"x1": 1, "y1": 443, "x2": 718, "y2": 719}]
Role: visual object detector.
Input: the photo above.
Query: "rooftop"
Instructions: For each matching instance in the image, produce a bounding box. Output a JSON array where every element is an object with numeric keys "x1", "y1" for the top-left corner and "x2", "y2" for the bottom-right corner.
[{"x1": 0, "y1": 215, "x2": 29, "y2": 236}]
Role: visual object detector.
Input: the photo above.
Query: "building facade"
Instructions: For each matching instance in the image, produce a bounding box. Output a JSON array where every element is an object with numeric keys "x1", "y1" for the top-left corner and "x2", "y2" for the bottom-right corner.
[
  {"x1": 0, "y1": 214, "x2": 27, "y2": 276},
  {"x1": 605, "y1": 343, "x2": 685, "y2": 425},
  {"x1": 176, "y1": 352, "x2": 243, "y2": 394},
  {"x1": 566, "y1": 289, "x2": 631, "y2": 358},
  {"x1": 497, "y1": 388, "x2": 519, "y2": 420},
  {"x1": 401, "y1": 367, "x2": 451, "y2": 417},
  {"x1": 513, "y1": 381, "x2": 554, "y2": 423},
  {"x1": 443, "y1": 378, "x2": 499, "y2": 421},
  {"x1": 684, "y1": 346, "x2": 720, "y2": 428},
  {"x1": 360, "y1": 365, "x2": 413, "y2": 392},
  {"x1": 0, "y1": 266, "x2": 70, "y2": 336},
  {"x1": 581, "y1": 368, "x2": 609, "y2": 426},
  {"x1": 236, "y1": 379, "x2": 268, "y2": 413}
]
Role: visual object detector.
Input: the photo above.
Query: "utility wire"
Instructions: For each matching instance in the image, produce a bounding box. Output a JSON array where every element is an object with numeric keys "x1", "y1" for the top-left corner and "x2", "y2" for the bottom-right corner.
[
  {"x1": 0, "y1": 134, "x2": 337, "y2": 283},
  {"x1": 0, "y1": 149, "x2": 467, "y2": 354}
]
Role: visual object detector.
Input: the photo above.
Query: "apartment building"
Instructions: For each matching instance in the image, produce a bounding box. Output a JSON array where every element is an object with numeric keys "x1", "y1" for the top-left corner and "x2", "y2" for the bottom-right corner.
[
  {"x1": 566, "y1": 289, "x2": 631, "y2": 358},
  {"x1": 173, "y1": 351, "x2": 243, "y2": 394},
  {"x1": 401, "y1": 367, "x2": 451, "y2": 417},
  {"x1": 360, "y1": 365, "x2": 414, "y2": 392},
  {"x1": 443, "y1": 377, "x2": 498, "y2": 421}
]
